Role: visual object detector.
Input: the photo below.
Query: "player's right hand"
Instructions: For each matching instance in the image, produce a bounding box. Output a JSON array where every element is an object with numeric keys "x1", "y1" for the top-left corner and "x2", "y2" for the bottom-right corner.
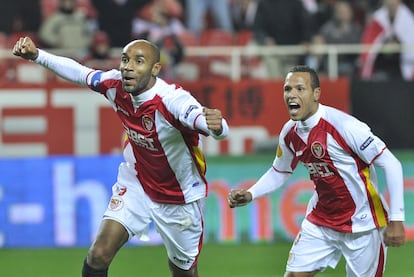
[
  {"x1": 12, "y1": 37, "x2": 39, "y2": 61},
  {"x1": 228, "y1": 189, "x2": 252, "y2": 208}
]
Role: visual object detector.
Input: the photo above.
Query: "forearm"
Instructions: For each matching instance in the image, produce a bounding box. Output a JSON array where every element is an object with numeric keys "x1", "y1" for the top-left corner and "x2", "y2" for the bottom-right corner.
[
  {"x1": 248, "y1": 167, "x2": 290, "y2": 200},
  {"x1": 34, "y1": 49, "x2": 94, "y2": 86},
  {"x1": 374, "y1": 149, "x2": 405, "y2": 221}
]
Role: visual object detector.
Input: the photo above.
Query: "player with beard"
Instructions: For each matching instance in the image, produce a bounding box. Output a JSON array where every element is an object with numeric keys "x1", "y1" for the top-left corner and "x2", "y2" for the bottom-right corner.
[{"x1": 13, "y1": 36, "x2": 229, "y2": 277}]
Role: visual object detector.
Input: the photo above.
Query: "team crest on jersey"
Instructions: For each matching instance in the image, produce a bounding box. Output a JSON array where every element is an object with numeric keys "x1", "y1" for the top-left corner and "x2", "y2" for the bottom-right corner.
[
  {"x1": 311, "y1": 141, "x2": 325, "y2": 159},
  {"x1": 109, "y1": 196, "x2": 124, "y2": 211},
  {"x1": 142, "y1": 115, "x2": 154, "y2": 131}
]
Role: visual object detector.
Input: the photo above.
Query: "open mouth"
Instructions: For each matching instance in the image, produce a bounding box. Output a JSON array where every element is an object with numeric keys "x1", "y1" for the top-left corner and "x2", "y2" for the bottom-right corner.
[
  {"x1": 288, "y1": 102, "x2": 301, "y2": 112},
  {"x1": 122, "y1": 76, "x2": 135, "y2": 84}
]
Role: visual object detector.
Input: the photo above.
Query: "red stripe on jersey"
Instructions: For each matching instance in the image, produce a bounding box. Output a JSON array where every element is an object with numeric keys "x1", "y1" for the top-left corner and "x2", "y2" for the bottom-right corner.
[
  {"x1": 319, "y1": 119, "x2": 388, "y2": 229},
  {"x1": 307, "y1": 120, "x2": 356, "y2": 232},
  {"x1": 283, "y1": 125, "x2": 301, "y2": 170},
  {"x1": 155, "y1": 95, "x2": 208, "y2": 187},
  {"x1": 285, "y1": 119, "x2": 388, "y2": 232},
  {"x1": 122, "y1": 95, "x2": 186, "y2": 203},
  {"x1": 95, "y1": 75, "x2": 208, "y2": 204},
  {"x1": 126, "y1": 94, "x2": 207, "y2": 204}
]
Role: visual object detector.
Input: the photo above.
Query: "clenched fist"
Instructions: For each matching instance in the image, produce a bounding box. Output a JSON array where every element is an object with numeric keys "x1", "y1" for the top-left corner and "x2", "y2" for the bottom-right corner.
[
  {"x1": 203, "y1": 107, "x2": 224, "y2": 136},
  {"x1": 228, "y1": 189, "x2": 252, "y2": 208},
  {"x1": 12, "y1": 37, "x2": 39, "y2": 61}
]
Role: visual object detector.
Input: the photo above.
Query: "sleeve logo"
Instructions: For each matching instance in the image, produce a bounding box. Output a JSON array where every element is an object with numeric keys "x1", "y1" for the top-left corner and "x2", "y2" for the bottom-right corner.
[
  {"x1": 184, "y1": 105, "x2": 198, "y2": 119},
  {"x1": 360, "y1": 136, "x2": 374, "y2": 150}
]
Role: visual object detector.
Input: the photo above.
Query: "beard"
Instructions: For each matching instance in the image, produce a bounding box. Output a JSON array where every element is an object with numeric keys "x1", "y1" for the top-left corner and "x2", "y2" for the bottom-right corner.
[{"x1": 122, "y1": 74, "x2": 153, "y2": 95}]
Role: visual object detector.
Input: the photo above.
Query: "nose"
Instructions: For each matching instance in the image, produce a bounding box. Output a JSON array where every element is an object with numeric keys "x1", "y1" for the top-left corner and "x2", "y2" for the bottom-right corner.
[{"x1": 122, "y1": 62, "x2": 133, "y2": 72}]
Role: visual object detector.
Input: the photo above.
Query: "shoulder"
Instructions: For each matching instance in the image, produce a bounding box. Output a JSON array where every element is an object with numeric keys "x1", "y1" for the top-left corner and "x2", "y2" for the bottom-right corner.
[
  {"x1": 155, "y1": 79, "x2": 202, "y2": 117},
  {"x1": 89, "y1": 69, "x2": 122, "y2": 91},
  {"x1": 323, "y1": 105, "x2": 354, "y2": 121},
  {"x1": 279, "y1": 120, "x2": 296, "y2": 138},
  {"x1": 323, "y1": 105, "x2": 359, "y2": 125},
  {"x1": 90, "y1": 69, "x2": 121, "y2": 81},
  {"x1": 156, "y1": 79, "x2": 194, "y2": 100},
  {"x1": 322, "y1": 105, "x2": 371, "y2": 135}
]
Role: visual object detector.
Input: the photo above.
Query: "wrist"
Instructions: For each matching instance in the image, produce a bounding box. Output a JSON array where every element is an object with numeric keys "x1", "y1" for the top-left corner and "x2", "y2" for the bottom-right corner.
[{"x1": 30, "y1": 48, "x2": 40, "y2": 61}]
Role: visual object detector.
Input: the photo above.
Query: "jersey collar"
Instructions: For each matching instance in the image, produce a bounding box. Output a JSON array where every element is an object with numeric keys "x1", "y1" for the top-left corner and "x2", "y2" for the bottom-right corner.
[
  {"x1": 297, "y1": 104, "x2": 324, "y2": 132},
  {"x1": 130, "y1": 77, "x2": 161, "y2": 107}
]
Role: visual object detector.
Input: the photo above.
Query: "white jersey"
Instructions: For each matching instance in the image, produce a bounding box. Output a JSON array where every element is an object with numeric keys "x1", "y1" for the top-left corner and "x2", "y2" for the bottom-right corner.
[
  {"x1": 87, "y1": 70, "x2": 217, "y2": 204},
  {"x1": 34, "y1": 49, "x2": 228, "y2": 205},
  {"x1": 275, "y1": 104, "x2": 389, "y2": 233}
]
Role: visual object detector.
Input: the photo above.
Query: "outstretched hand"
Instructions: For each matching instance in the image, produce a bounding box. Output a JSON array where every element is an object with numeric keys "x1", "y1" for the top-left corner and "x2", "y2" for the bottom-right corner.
[
  {"x1": 228, "y1": 189, "x2": 253, "y2": 208},
  {"x1": 203, "y1": 107, "x2": 223, "y2": 136},
  {"x1": 12, "y1": 37, "x2": 39, "y2": 61}
]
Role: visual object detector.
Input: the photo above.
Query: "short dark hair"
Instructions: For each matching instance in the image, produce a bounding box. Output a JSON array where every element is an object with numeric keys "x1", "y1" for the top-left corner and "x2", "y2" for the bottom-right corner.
[{"x1": 288, "y1": 65, "x2": 320, "y2": 90}]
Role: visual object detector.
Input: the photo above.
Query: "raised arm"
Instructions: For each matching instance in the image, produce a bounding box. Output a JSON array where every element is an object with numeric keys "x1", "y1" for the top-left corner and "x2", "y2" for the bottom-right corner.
[
  {"x1": 12, "y1": 36, "x2": 39, "y2": 61},
  {"x1": 12, "y1": 36, "x2": 94, "y2": 87}
]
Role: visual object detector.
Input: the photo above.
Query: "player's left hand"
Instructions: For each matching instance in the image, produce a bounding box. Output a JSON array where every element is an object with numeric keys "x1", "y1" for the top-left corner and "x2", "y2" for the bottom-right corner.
[
  {"x1": 203, "y1": 107, "x2": 223, "y2": 136},
  {"x1": 383, "y1": 221, "x2": 405, "y2": 247}
]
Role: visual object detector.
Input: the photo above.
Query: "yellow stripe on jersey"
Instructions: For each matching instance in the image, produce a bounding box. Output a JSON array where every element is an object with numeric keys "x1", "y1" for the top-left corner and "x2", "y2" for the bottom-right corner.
[
  {"x1": 276, "y1": 145, "x2": 283, "y2": 158},
  {"x1": 362, "y1": 167, "x2": 387, "y2": 227},
  {"x1": 193, "y1": 146, "x2": 206, "y2": 175}
]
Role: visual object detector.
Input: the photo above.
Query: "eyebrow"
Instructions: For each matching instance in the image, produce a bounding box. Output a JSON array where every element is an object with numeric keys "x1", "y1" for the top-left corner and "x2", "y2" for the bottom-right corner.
[{"x1": 121, "y1": 53, "x2": 146, "y2": 60}]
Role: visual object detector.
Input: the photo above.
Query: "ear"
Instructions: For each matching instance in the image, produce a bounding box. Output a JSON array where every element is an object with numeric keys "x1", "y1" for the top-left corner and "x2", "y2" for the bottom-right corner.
[
  {"x1": 152, "y1": 62, "x2": 162, "y2": 77},
  {"x1": 314, "y1": 87, "x2": 321, "y2": 102}
]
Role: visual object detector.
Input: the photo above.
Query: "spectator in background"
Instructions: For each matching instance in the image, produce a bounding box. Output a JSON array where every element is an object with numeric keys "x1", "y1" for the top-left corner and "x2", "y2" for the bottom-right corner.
[
  {"x1": 184, "y1": 0, "x2": 233, "y2": 36},
  {"x1": 91, "y1": 0, "x2": 150, "y2": 48},
  {"x1": 230, "y1": 0, "x2": 258, "y2": 32},
  {"x1": 300, "y1": 34, "x2": 328, "y2": 76},
  {"x1": 359, "y1": 0, "x2": 414, "y2": 80},
  {"x1": 301, "y1": 0, "x2": 320, "y2": 35},
  {"x1": 252, "y1": 0, "x2": 313, "y2": 45},
  {"x1": 252, "y1": 0, "x2": 314, "y2": 78},
  {"x1": 82, "y1": 31, "x2": 119, "y2": 70},
  {"x1": 304, "y1": 0, "x2": 362, "y2": 77},
  {"x1": 405, "y1": 0, "x2": 414, "y2": 11},
  {"x1": 133, "y1": 0, "x2": 186, "y2": 80},
  {"x1": 0, "y1": 0, "x2": 41, "y2": 36},
  {"x1": 38, "y1": 0, "x2": 93, "y2": 59}
]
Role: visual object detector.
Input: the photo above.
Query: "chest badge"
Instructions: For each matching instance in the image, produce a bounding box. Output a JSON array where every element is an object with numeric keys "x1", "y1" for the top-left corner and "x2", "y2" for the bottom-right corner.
[
  {"x1": 311, "y1": 141, "x2": 325, "y2": 159},
  {"x1": 142, "y1": 115, "x2": 154, "y2": 132}
]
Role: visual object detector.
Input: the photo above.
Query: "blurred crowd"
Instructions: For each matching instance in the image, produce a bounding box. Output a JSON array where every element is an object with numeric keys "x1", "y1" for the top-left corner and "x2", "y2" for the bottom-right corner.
[{"x1": 1, "y1": 0, "x2": 414, "y2": 81}]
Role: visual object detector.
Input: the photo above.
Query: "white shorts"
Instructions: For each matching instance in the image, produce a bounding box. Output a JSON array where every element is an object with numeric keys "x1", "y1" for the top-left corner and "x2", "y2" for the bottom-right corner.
[
  {"x1": 286, "y1": 219, "x2": 387, "y2": 277},
  {"x1": 103, "y1": 162, "x2": 205, "y2": 270}
]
